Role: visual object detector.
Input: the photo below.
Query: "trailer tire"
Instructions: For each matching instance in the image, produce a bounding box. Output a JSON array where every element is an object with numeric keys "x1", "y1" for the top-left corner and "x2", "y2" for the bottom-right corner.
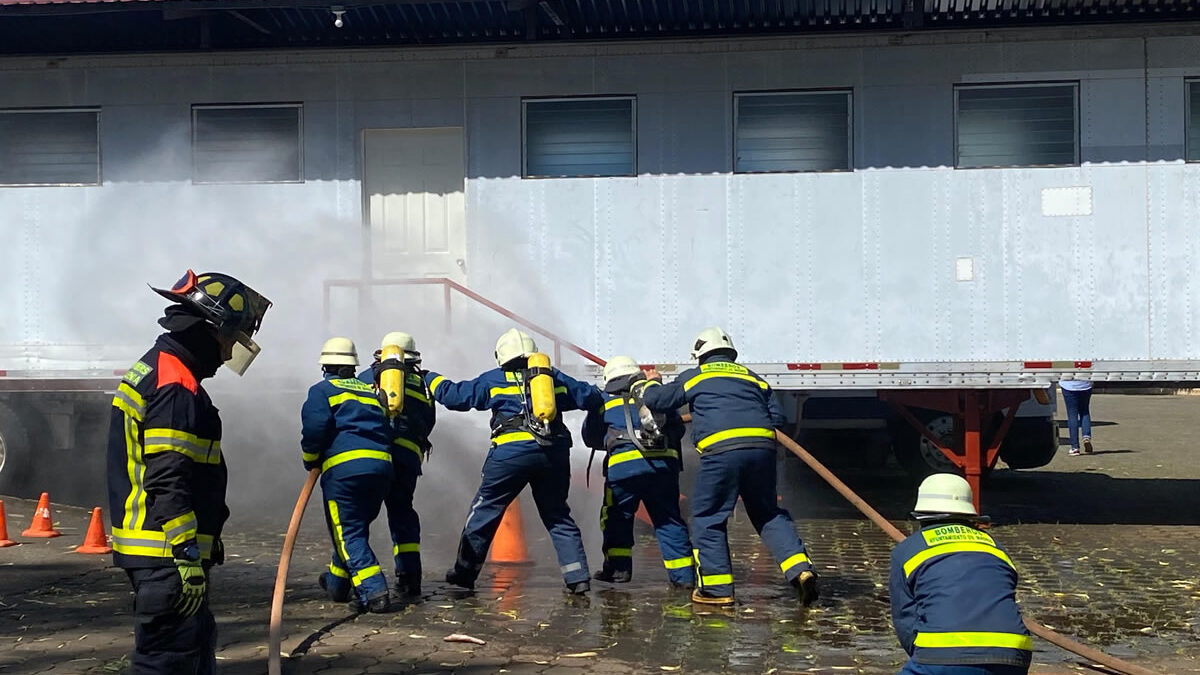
[
  {"x1": 998, "y1": 417, "x2": 1057, "y2": 469},
  {"x1": 890, "y1": 411, "x2": 997, "y2": 482},
  {"x1": 0, "y1": 401, "x2": 34, "y2": 496}
]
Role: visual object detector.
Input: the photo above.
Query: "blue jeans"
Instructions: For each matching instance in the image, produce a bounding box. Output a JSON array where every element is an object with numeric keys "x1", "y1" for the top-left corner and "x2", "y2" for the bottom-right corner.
[
  {"x1": 899, "y1": 661, "x2": 1028, "y2": 675},
  {"x1": 1061, "y1": 389, "x2": 1092, "y2": 449}
]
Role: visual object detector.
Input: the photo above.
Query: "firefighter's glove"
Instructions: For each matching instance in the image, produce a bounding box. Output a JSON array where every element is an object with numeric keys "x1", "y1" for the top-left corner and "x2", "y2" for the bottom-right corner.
[{"x1": 174, "y1": 558, "x2": 207, "y2": 617}]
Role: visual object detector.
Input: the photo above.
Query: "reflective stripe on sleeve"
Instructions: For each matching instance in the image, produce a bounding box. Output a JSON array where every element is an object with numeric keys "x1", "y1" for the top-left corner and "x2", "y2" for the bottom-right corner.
[
  {"x1": 903, "y1": 543, "x2": 1015, "y2": 578},
  {"x1": 112, "y1": 529, "x2": 214, "y2": 559},
  {"x1": 695, "y1": 427, "x2": 776, "y2": 452},
  {"x1": 913, "y1": 631, "x2": 1033, "y2": 651},
  {"x1": 161, "y1": 511, "x2": 198, "y2": 546},
  {"x1": 429, "y1": 376, "x2": 447, "y2": 395},
  {"x1": 143, "y1": 428, "x2": 222, "y2": 464},
  {"x1": 113, "y1": 383, "x2": 146, "y2": 421}
]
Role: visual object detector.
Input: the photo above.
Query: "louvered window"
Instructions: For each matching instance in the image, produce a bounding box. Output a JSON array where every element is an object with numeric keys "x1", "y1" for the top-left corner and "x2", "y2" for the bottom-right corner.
[
  {"x1": 0, "y1": 109, "x2": 100, "y2": 186},
  {"x1": 1188, "y1": 80, "x2": 1200, "y2": 162},
  {"x1": 735, "y1": 91, "x2": 852, "y2": 173},
  {"x1": 192, "y1": 104, "x2": 303, "y2": 183},
  {"x1": 523, "y1": 97, "x2": 635, "y2": 178},
  {"x1": 955, "y1": 84, "x2": 1078, "y2": 168}
]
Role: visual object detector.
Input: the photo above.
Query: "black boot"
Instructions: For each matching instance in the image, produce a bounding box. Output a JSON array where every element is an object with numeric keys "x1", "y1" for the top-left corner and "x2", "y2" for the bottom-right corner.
[
  {"x1": 565, "y1": 579, "x2": 591, "y2": 595},
  {"x1": 444, "y1": 567, "x2": 475, "y2": 591},
  {"x1": 791, "y1": 570, "x2": 820, "y2": 607},
  {"x1": 318, "y1": 573, "x2": 350, "y2": 603},
  {"x1": 396, "y1": 572, "x2": 422, "y2": 599},
  {"x1": 592, "y1": 568, "x2": 632, "y2": 583},
  {"x1": 366, "y1": 590, "x2": 392, "y2": 614}
]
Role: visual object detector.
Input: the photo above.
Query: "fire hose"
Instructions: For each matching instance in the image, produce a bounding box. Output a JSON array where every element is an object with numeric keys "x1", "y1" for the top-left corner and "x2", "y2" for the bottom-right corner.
[
  {"x1": 266, "y1": 430, "x2": 1161, "y2": 675},
  {"x1": 758, "y1": 422, "x2": 1163, "y2": 675},
  {"x1": 268, "y1": 468, "x2": 320, "y2": 675}
]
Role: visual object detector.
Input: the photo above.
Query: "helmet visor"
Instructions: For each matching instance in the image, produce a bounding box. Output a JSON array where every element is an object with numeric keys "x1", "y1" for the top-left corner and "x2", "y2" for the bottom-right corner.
[{"x1": 223, "y1": 335, "x2": 262, "y2": 376}]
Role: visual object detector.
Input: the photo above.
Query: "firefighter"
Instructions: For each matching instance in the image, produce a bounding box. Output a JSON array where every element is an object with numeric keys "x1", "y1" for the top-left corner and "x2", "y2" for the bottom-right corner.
[
  {"x1": 359, "y1": 331, "x2": 434, "y2": 601},
  {"x1": 581, "y1": 356, "x2": 694, "y2": 589},
  {"x1": 107, "y1": 269, "x2": 270, "y2": 674},
  {"x1": 301, "y1": 337, "x2": 394, "y2": 613},
  {"x1": 889, "y1": 474, "x2": 1032, "y2": 675},
  {"x1": 640, "y1": 327, "x2": 818, "y2": 607},
  {"x1": 424, "y1": 328, "x2": 603, "y2": 594}
]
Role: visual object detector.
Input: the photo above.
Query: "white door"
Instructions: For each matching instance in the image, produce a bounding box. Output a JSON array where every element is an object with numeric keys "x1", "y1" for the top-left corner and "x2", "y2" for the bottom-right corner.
[{"x1": 363, "y1": 128, "x2": 466, "y2": 282}]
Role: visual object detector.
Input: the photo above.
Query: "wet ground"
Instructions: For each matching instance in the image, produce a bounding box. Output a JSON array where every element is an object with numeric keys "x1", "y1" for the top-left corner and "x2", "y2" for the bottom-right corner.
[{"x1": 1, "y1": 392, "x2": 1198, "y2": 674}]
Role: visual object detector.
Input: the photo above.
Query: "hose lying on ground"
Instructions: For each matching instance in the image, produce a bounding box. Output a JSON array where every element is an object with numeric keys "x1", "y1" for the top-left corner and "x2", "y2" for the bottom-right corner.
[
  {"x1": 269, "y1": 468, "x2": 320, "y2": 675},
  {"x1": 766, "y1": 425, "x2": 1164, "y2": 675}
]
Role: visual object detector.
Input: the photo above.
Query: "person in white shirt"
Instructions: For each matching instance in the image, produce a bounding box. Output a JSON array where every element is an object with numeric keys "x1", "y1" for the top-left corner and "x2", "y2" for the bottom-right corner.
[{"x1": 1058, "y1": 378, "x2": 1093, "y2": 456}]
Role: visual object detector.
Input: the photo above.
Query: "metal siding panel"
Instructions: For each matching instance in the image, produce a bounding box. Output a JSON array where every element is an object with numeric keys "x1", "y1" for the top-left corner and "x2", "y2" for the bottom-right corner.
[
  {"x1": 465, "y1": 57, "x2": 597, "y2": 98},
  {"x1": 804, "y1": 174, "x2": 869, "y2": 360},
  {"x1": 1148, "y1": 165, "x2": 1200, "y2": 359},
  {"x1": 1086, "y1": 166, "x2": 1150, "y2": 360},
  {"x1": 726, "y1": 48, "x2": 863, "y2": 91},
  {"x1": 596, "y1": 53, "x2": 727, "y2": 93}
]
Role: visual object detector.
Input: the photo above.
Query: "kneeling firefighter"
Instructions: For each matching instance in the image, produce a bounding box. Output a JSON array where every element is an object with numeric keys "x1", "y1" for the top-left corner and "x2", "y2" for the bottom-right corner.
[
  {"x1": 359, "y1": 331, "x2": 435, "y2": 600},
  {"x1": 640, "y1": 327, "x2": 818, "y2": 607},
  {"x1": 301, "y1": 337, "x2": 394, "y2": 613},
  {"x1": 107, "y1": 269, "x2": 271, "y2": 674},
  {"x1": 424, "y1": 328, "x2": 604, "y2": 594},
  {"x1": 889, "y1": 474, "x2": 1032, "y2": 675},
  {"x1": 581, "y1": 356, "x2": 694, "y2": 589}
]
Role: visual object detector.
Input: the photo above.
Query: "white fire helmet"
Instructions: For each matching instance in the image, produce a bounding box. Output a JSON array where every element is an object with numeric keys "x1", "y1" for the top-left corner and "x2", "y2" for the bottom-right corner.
[
  {"x1": 913, "y1": 473, "x2": 978, "y2": 517},
  {"x1": 494, "y1": 328, "x2": 537, "y2": 367},
  {"x1": 602, "y1": 355, "x2": 642, "y2": 386},
  {"x1": 690, "y1": 326, "x2": 737, "y2": 360},
  {"x1": 319, "y1": 337, "x2": 359, "y2": 367}
]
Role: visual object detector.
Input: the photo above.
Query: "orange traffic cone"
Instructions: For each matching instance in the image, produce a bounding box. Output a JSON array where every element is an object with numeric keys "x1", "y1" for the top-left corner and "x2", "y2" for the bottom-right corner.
[
  {"x1": 75, "y1": 507, "x2": 113, "y2": 554},
  {"x1": 22, "y1": 492, "x2": 62, "y2": 538},
  {"x1": 488, "y1": 501, "x2": 533, "y2": 566},
  {"x1": 0, "y1": 500, "x2": 17, "y2": 547}
]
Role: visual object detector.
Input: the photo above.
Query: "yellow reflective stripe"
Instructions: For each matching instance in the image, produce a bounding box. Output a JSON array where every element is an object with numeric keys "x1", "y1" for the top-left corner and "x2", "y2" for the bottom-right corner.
[
  {"x1": 489, "y1": 386, "x2": 522, "y2": 397},
  {"x1": 903, "y1": 543, "x2": 1015, "y2": 578},
  {"x1": 429, "y1": 375, "x2": 447, "y2": 395},
  {"x1": 605, "y1": 547, "x2": 633, "y2": 558},
  {"x1": 328, "y1": 563, "x2": 350, "y2": 578},
  {"x1": 143, "y1": 428, "x2": 222, "y2": 465},
  {"x1": 328, "y1": 391, "x2": 382, "y2": 409},
  {"x1": 162, "y1": 511, "x2": 198, "y2": 546},
  {"x1": 392, "y1": 437, "x2": 424, "y2": 461},
  {"x1": 607, "y1": 449, "x2": 644, "y2": 467},
  {"x1": 352, "y1": 565, "x2": 383, "y2": 587},
  {"x1": 493, "y1": 431, "x2": 535, "y2": 445},
  {"x1": 302, "y1": 451, "x2": 320, "y2": 463},
  {"x1": 121, "y1": 413, "x2": 145, "y2": 531},
  {"x1": 683, "y1": 372, "x2": 769, "y2": 392},
  {"x1": 327, "y1": 501, "x2": 352, "y2": 563},
  {"x1": 913, "y1": 632, "x2": 1033, "y2": 651},
  {"x1": 642, "y1": 449, "x2": 679, "y2": 460},
  {"x1": 695, "y1": 427, "x2": 775, "y2": 451},
  {"x1": 113, "y1": 383, "x2": 146, "y2": 421},
  {"x1": 780, "y1": 553, "x2": 810, "y2": 573},
  {"x1": 321, "y1": 449, "x2": 392, "y2": 473},
  {"x1": 701, "y1": 574, "x2": 734, "y2": 586},
  {"x1": 554, "y1": 386, "x2": 567, "y2": 394},
  {"x1": 393, "y1": 543, "x2": 419, "y2": 554},
  {"x1": 405, "y1": 388, "x2": 430, "y2": 403},
  {"x1": 664, "y1": 556, "x2": 693, "y2": 570},
  {"x1": 112, "y1": 529, "x2": 213, "y2": 559}
]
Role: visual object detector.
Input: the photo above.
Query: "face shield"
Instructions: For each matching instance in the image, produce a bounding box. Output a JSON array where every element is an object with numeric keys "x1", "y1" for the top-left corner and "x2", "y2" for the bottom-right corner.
[{"x1": 218, "y1": 287, "x2": 271, "y2": 376}]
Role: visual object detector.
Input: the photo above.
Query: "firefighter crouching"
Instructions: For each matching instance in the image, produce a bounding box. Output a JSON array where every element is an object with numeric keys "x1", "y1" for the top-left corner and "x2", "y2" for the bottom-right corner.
[
  {"x1": 641, "y1": 327, "x2": 818, "y2": 607},
  {"x1": 302, "y1": 337, "x2": 395, "y2": 613},
  {"x1": 889, "y1": 474, "x2": 1032, "y2": 675},
  {"x1": 107, "y1": 269, "x2": 270, "y2": 674},
  {"x1": 582, "y1": 356, "x2": 694, "y2": 589},
  {"x1": 424, "y1": 328, "x2": 604, "y2": 594},
  {"x1": 360, "y1": 331, "x2": 435, "y2": 601}
]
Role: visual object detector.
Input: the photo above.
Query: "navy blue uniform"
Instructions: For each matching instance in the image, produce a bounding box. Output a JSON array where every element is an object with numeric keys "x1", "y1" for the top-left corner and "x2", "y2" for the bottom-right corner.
[
  {"x1": 426, "y1": 367, "x2": 603, "y2": 586},
  {"x1": 359, "y1": 366, "x2": 435, "y2": 584},
  {"x1": 581, "y1": 390, "x2": 693, "y2": 585},
  {"x1": 889, "y1": 522, "x2": 1032, "y2": 675},
  {"x1": 640, "y1": 355, "x2": 813, "y2": 598},
  {"x1": 301, "y1": 374, "x2": 395, "y2": 605},
  {"x1": 107, "y1": 333, "x2": 226, "y2": 674}
]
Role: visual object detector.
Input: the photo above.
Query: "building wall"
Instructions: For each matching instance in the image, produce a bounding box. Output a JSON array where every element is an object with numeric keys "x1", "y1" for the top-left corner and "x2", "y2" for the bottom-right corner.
[{"x1": 1, "y1": 27, "x2": 1198, "y2": 369}]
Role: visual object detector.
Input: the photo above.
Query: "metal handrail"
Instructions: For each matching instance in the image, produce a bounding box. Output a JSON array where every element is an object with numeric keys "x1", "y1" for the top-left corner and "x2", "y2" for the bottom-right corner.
[{"x1": 322, "y1": 277, "x2": 605, "y2": 366}]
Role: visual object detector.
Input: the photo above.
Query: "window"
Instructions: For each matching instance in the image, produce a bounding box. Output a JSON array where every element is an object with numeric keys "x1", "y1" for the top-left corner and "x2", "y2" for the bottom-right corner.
[
  {"x1": 192, "y1": 104, "x2": 302, "y2": 183},
  {"x1": 955, "y1": 83, "x2": 1078, "y2": 169},
  {"x1": 734, "y1": 91, "x2": 852, "y2": 173},
  {"x1": 0, "y1": 109, "x2": 100, "y2": 186},
  {"x1": 1188, "y1": 80, "x2": 1200, "y2": 162},
  {"x1": 523, "y1": 97, "x2": 635, "y2": 178}
]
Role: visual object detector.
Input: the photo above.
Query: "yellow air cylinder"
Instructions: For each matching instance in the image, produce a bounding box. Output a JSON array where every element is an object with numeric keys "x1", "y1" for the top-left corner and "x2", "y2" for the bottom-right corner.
[
  {"x1": 379, "y1": 344, "x2": 406, "y2": 415},
  {"x1": 527, "y1": 352, "x2": 557, "y2": 423}
]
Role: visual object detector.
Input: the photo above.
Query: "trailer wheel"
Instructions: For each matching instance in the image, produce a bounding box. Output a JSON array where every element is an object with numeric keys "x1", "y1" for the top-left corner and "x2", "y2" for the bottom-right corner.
[
  {"x1": 998, "y1": 417, "x2": 1057, "y2": 469},
  {"x1": 890, "y1": 411, "x2": 997, "y2": 482},
  {"x1": 0, "y1": 402, "x2": 34, "y2": 496}
]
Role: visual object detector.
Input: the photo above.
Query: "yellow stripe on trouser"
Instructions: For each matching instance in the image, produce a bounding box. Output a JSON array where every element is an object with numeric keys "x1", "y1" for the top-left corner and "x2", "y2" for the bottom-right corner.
[
  {"x1": 321, "y1": 449, "x2": 392, "y2": 473},
  {"x1": 605, "y1": 548, "x2": 632, "y2": 558},
  {"x1": 780, "y1": 552, "x2": 810, "y2": 574},
  {"x1": 327, "y1": 500, "x2": 352, "y2": 567},
  {"x1": 394, "y1": 543, "x2": 419, "y2": 554},
  {"x1": 352, "y1": 565, "x2": 383, "y2": 587},
  {"x1": 664, "y1": 557, "x2": 692, "y2": 570},
  {"x1": 913, "y1": 632, "x2": 1033, "y2": 651},
  {"x1": 903, "y1": 543, "x2": 1015, "y2": 578},
  {"x1": 693, "y1": 548, "x2": 733, "y2": 588},
  {"x1": 493, "y1": 431, "x2": 535, "y2": 445},
  {"x1": 328, "y1": 563, "x2": 350, "y2": 578},
  {"x1": 695, "y1": 427, "x2": 776, "y2": 452},
  {"x1": 393, "y1": 437, "x2": 424, "y2": 461}
]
